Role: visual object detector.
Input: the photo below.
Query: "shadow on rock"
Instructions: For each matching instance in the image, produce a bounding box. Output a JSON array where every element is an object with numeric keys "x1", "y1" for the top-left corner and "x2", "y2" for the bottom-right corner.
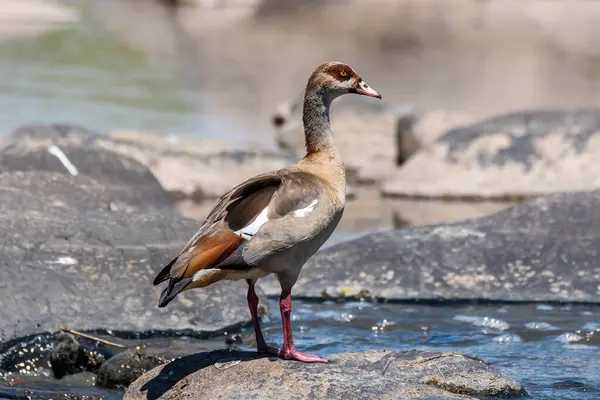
[
  {"x1": 126, "y1": 349, "x2": 525, "y2": 400},
  {"x1": 139, "y1": 350, "x2": 270, "y2": 400}
]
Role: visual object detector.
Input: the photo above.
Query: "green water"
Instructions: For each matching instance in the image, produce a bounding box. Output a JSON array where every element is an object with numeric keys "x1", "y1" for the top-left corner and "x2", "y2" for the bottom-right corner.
[{"x1": 0, "y1": 9, "x2": 206, "y2": 137}]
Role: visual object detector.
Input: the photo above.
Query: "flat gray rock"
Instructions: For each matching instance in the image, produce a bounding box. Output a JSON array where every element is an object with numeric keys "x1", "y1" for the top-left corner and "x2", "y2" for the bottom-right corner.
[
  {"x1": 383, "y1": 109, "x2": 600, "y2": 199},
  {"x1": 123, "y1": 349, "x2": 526, "y2": 400},
  {"x1": 261, "y1": 190, "x2": 600, "y2": 302},
  {"x1": 105, "y1": 130, "x2": 295, "y2": 200},
  {"x1": 0, "y1": 171, "x2": 265, "y2": 342},
  {"x1": 0, "y1": 124, "x2": 175, "y2": 210}
]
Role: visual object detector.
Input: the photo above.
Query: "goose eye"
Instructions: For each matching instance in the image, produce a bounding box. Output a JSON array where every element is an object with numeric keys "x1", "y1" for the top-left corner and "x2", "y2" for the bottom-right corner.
[{"x1": 340, "y1": 71, "x2": 348, "y2": 77}]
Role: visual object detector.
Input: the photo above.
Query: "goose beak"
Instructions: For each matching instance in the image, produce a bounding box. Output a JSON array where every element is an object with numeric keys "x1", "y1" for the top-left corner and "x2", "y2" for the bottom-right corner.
[{"x1": 354, "y1": 78, "x2": 381, "y2": 99}]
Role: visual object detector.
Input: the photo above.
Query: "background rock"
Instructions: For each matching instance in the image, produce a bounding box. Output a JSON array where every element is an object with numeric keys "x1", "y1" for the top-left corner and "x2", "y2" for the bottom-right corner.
[
  {"x1": 261, "y1": 190, "x2": 600, "y2": 302},
  {"x1": 0, "y1": 123, "x2": 294, "y2": 203},
  {"x1": 0, "y1": 170, "x2": 266, "y2": 342},
  {"x1": 50, "y1": 333, "x2": 108, "y2": 379},
  {"x1": 0, "y1": 124, "x2": 175, "y2": 210},
  {"x1": 123, "y1": 349, "x2": 525, "y2": 400},
  {"x1": 107, "y1": 130, "x2": 295, "y2": 200},
  {"x1": 273, "y1": 96, "x2": 475, "y2": 185},
  {"x1": 96, "y1": 341, "x2": 209, "y2": 389},
  {"x1": 384, "y1": 109, "x2": 600, "y2": 200}
]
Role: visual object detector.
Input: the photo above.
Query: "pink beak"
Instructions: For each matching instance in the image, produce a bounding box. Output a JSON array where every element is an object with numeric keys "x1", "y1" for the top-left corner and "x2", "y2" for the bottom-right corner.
[{"x1": 355, "y1": 78, "x2": 382, "y2": 99}]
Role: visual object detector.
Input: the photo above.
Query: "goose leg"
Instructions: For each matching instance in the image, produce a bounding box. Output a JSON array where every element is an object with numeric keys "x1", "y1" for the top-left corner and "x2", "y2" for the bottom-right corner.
[
  {"x1": 278, "y1": 289, "x2": 328, "y2": 363},
  {"x1": 246, "y1": 280, "x2": 278, "y2": 355}
]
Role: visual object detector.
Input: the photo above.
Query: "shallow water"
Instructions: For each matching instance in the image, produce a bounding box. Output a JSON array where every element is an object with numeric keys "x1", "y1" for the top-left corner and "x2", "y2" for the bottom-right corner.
[
  {"x1": 0, "y1": 2, "x2": 263, "y2": 145},
  {"x1": 2, "y1": 301, "x2": 599, "y2": 399},
  {"x1": 254, "y1": 301, "x2": 600, "y2": 400}
]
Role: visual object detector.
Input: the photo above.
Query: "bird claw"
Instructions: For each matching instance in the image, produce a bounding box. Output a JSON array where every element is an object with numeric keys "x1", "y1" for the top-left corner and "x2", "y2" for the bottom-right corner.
[
  {"x1": 257, "y1": 343, "x2": 328, "y2": 363},
  {"x1": 279, "y1": 349, "x2": 329, "y2": 363}
]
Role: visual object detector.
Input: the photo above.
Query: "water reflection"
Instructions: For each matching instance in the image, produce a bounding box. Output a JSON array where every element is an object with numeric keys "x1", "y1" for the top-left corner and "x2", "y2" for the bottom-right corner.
[{"x1": 0, "y1": 18, "x2": 204, "y2": 137}]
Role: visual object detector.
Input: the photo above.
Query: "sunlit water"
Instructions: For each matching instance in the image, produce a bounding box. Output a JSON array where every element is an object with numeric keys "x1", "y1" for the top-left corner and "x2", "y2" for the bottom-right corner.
[
  {"x1": 256, "y1": 301, "x2": 600, "y2": 400},
  {"x1": 1, "y1": 301, "x2": 599, "y2": 399}
]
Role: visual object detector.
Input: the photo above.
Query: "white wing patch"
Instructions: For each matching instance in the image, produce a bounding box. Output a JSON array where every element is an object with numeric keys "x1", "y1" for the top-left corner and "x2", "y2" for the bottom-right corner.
[
  {"x1": 293, "y1": 199, "x2": 318, "y2": 217},
  {"x1": 235, "y1": 207, "x2": 269, "y2": 240}
]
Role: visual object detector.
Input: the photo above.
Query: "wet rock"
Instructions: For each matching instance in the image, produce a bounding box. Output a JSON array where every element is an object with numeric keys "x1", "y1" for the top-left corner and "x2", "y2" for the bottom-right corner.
[
  {"x1": 96, "y1": 342, "x2": 206, "y2": 389},
  {"x1": 261, "y1": 190, "x2": 600, "y2": 302},
  {"x1": 384, "y1": 109, "x2": 600, "y2": 199},
  {"x1": 0, "y1": 170, "x2": 267, "y2": 341},
  {"x1": 50, "y1": 333, "x2": 107, "y2": 379},
  {"x1": 106, "y1": 130, "x2": 295, "y2": 200},
  {"x1": 0, "y1": 124, "x2": 175, "y2": 210},
  {"x1": 123, "y1": 349, "x2": 525, "y2": 400}
]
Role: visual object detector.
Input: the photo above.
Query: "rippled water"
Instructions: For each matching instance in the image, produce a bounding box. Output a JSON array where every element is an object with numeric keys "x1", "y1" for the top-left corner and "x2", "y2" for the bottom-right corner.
[
  {"x1": 1, "y1": 301, "x2": 599, "y2": 399},
  {"x1": 254, "y1": 301, "x2": 600, "y2": 400}
]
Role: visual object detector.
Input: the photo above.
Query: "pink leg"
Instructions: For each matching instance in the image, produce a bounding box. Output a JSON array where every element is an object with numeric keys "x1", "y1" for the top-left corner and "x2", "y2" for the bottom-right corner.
[
  {"x1": 246, "y1": 281, "x2": 278, "y2": 355},
  {"x1": 278, "y1": 290, "x2": 328, "y2": 363}
]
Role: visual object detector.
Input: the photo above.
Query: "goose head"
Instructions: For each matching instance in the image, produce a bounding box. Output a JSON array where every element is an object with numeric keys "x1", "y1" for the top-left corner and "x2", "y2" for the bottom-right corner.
[{"x1": 307, "y1": 61, "x2": 382, "y2": 101}]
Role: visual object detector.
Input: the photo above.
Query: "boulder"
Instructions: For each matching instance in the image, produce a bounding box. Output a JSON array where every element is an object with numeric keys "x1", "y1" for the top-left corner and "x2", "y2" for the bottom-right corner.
[
  {"x1": 260, "y1": 190, "x2": 600, "y2": 302},
  {"x1": 0, "y1": 170, "x2": 267, "y2": 342},
  {"x1": 0, "y1": 124, "x2": 175, "y2": 210},
  {"x1": 106, "y1": 130, "x2": 295, "y2": 200},
  {"x1": 123, "y1": 349, "x2": 526, "y2": 400},
  {"x1": 0, "y1": 123, "x2": 295, "y2": 202},
  {"x1": 50, "y1": 333, "x2": 108, "y2": 379},
  {"x1": 273, "y1": 96, "x2": 402, "y2": 184},
  {"x1": 96, "y1": 341, "x2": 209, "y2": 389},
  {"x1": 273, "y1": 96, "x2": 474, "y2": 185},
  {"x1": 382, "y1": 197, "x2": 517, "y2": 229},
  {"x1": 383, "y1": 109, "x2": 600, "y2": 200}
]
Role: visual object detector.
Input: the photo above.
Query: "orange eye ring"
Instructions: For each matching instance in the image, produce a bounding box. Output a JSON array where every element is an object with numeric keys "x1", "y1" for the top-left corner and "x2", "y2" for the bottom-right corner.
[{"x1": 340, "y1": 71, "x2": 348, "y2": 77}]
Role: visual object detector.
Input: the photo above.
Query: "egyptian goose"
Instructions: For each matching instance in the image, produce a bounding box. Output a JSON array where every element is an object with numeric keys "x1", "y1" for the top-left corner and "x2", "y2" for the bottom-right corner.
[{"x1": 153, "y1": 62, "x2": 381, "y2": 363}]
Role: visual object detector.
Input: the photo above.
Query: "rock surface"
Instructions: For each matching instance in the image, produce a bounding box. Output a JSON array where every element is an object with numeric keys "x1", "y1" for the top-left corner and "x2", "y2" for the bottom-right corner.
[
  {"x1": 0, "y1": 123, "x2": 294, "y2": 202},
  {"x1": 96, "y1": 342, "x2": 209, "y2": 389},
  {"x1": 107, "y1": 130, "x2": 295, "y2": 200},
  {"x1": 273, "y1": 96, "x2": 402, "y2": 184},
  {"x1": 273, "y1": 96, "x2": 474, "y2": 184},
  {"x1": 384, "y1": 109, "x2": 600, "y2": 199},
  {"x1": 0, "y1": 170, "x2": 266, "y2": 342},
  {"x1": 261, "y1": 190, "x2": 600, "y2": 302},
  {"x1": 124, "y1": 349, "x2": 526, "y2": 400},
  {"x1": 0, "y1": 124, "x2": 175, "y2": 210}
]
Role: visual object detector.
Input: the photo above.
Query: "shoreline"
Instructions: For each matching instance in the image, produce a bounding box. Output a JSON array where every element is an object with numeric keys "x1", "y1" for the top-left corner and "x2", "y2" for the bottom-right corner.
[{"x1": 0, "y1": 0, "x2": 78, "y2": 41}]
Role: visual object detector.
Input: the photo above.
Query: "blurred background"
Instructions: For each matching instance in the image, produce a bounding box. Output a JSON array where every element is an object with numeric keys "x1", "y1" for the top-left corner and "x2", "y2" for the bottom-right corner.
[
  {"x1": 3, "y1": 0, "x2": 600, "y2": 232},
  {"x1": 3, "y1": 2, "x2": 600, "y2": 399}
]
